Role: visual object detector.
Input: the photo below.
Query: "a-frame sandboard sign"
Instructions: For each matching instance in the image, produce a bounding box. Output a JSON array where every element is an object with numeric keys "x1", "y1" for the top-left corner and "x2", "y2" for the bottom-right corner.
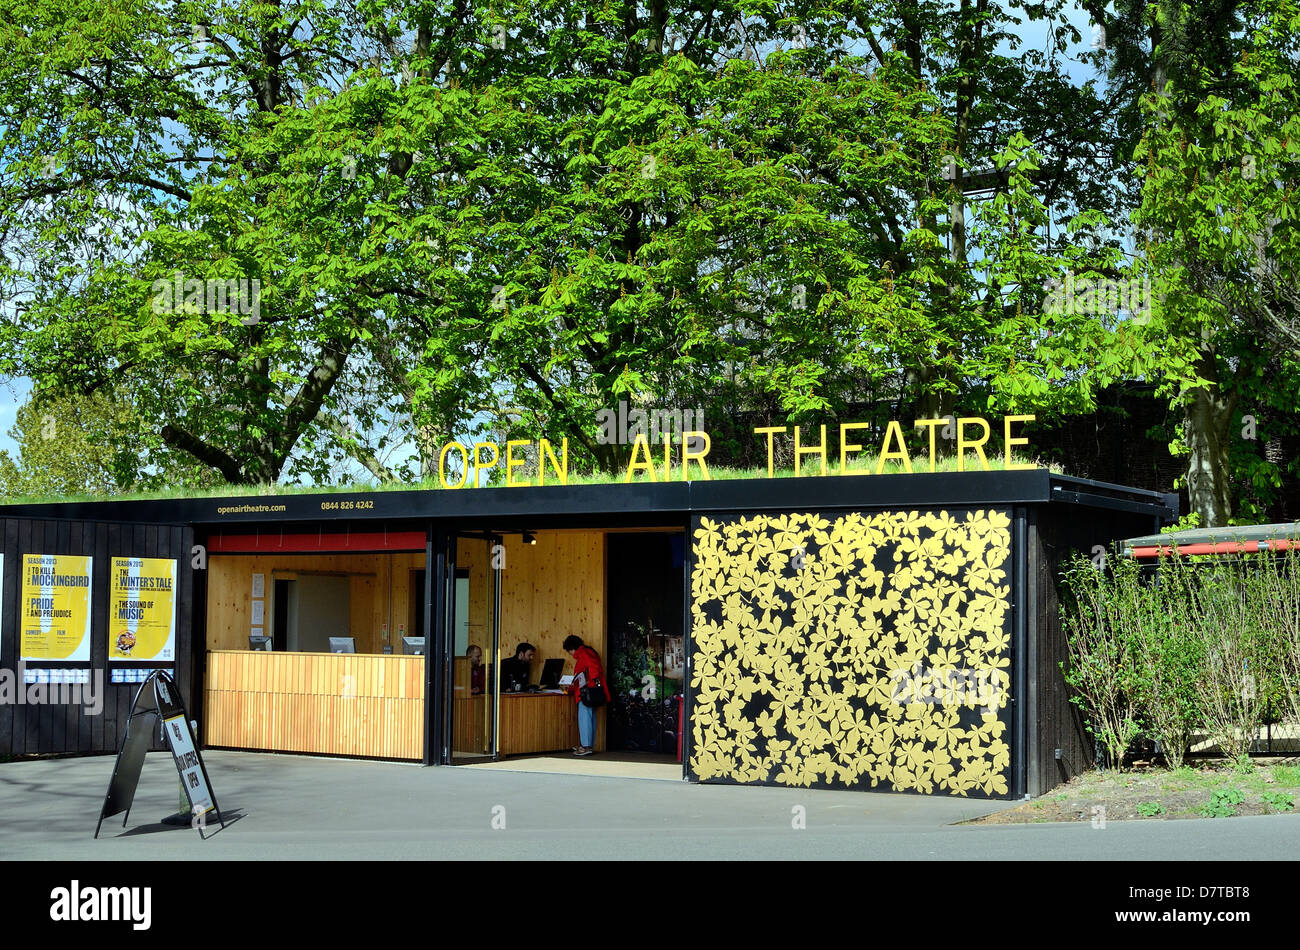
[{"x1": 94, "y1": 669, "x2": 225, "y2": 839}]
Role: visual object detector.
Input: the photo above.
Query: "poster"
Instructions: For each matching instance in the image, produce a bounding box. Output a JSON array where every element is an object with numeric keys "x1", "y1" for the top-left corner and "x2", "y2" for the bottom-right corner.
[
  {"x1": 109, "y1": 557, "x2": 177, "y2": 663},
  {"x1": 21, "y1": 554, "x2": 93, "y2": 662}
]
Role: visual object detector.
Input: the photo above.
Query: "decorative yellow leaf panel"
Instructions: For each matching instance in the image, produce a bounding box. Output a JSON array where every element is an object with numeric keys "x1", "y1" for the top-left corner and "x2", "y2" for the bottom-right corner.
[{"x1": 689, "y1": 509, "x2": 1013, "y2": 798}]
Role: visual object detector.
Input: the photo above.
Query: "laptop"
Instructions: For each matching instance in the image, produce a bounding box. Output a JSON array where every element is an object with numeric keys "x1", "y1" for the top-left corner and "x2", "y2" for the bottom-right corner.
[{"x1": 539, "y1": 658, "x2": 565, "y2": 689}]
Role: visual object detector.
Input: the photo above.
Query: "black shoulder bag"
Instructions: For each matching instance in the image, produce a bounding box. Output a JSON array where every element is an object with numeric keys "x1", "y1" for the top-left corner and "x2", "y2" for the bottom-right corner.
[{"x1": 579, "y1": 677, "x2": 607, "y2": 708}]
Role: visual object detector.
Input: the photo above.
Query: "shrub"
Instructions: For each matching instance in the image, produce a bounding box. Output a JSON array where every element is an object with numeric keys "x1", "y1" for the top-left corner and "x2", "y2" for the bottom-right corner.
[
  {"x1": 1128, "y1": 555, "x2": 1202, "y2": 769},
  {"x1": 1060, "y1": 541, "x2": 1300, "y2": 771},
  {"x1": 1060, "y1": 553, "x2": 1144, "y2": 769},
  {"x1": 1189, "y1": 560, "x2": 1268, "y2": 759},
  {"x1": 1252, "y1": 547, "x2": 1300, "y2": 734}
]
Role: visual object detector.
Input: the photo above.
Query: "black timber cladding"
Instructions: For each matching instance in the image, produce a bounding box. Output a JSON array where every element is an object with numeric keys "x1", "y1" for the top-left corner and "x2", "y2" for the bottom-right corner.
[
  {"x1": 1025, "y1": 503, "x2": 1166, "y2": 795},
  {"x1": 0, "y1": 517, "x2": 195, "y2": 757},
  {"x1": 0, "y1": 470, "x2": 1177, "y2": 526}
]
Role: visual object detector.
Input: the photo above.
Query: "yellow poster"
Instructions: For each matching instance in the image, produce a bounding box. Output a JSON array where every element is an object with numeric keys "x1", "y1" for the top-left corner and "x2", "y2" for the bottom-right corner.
[
  {"x1": 20, "y1": 554, "x2": 94, "y2": 661},
  {"x1": 109, "y1": 557, "x2": 177, "y2": 663}
]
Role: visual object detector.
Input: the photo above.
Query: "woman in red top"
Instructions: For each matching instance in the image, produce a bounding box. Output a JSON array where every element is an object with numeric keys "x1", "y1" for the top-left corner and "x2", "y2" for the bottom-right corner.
[{"x1": 564, "y1": 635, "x2": 610, "y2": 756}]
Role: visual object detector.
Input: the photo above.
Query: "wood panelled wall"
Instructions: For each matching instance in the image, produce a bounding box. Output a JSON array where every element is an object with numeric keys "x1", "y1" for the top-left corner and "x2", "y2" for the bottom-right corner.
[
  {"x1": 206, "y1": 553, "x2": 426, "y2": 653},
  {"x1": 204, "y1": 651, "x2": 424, "y2": 759},
  {"x1": 498, "y1": 531, "x2": 606, "y2": 675},
  {"x1": 454, "y1": 531, "x2": 606, "y2": 682},
  {"x1": 0, "y1": 518, "x2": 195, "y2": 756}
]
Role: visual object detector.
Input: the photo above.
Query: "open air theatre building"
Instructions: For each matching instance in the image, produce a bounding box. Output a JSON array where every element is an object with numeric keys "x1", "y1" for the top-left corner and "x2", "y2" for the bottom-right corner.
[{"x1": 0, "y1": 470, "x2": 1176, "y2": 800}]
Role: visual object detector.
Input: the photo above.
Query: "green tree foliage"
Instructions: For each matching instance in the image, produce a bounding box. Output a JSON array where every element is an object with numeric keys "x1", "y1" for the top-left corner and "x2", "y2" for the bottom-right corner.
[
  {"x1": 0, "y1": 0, "x2": 1157, "y2": 484},
  {"x1": 0, "y1": 388, "x2": 219, "y2": 497},
  {"x1": 1130, "y1": 0, "x2": 1300, "y2": 525},
  {"x1": 0, "y1": 0, "x2": 411, "y2": 484},
  {"x1": 10, "y1": 0, "x2": 1282, "y2": 493}
]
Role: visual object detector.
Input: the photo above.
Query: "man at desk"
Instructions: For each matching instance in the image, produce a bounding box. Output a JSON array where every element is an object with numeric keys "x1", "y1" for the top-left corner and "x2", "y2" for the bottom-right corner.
[{"x1": 499, "y1": 642, "x2": 536, "y2": 693}]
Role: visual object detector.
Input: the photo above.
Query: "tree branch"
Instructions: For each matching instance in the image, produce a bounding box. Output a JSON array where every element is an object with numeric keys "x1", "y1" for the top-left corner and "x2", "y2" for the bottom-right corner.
[{"x1": 160, "y1": 424, "x2": 245, "y2": 481}]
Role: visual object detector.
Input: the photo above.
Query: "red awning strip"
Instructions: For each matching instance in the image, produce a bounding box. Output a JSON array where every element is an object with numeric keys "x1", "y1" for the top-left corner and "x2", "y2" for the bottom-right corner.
[
  {"x1": 1129, "y1": 539, "x2": 1300, "y2": 558},
  {"x1": 208, "y1": 531, "x2": 427, "y2": 554}
]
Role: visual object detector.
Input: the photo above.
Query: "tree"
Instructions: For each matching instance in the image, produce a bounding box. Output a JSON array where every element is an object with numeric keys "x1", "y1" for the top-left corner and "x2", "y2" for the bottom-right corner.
[
  {"x1": 0, "y1": 0, "x2": 409, "y2": 484},
  {"x1": 1131, "y1": 0, "x2": 1300, "y2": 525},
  {"x1": 369, "y1": 0, "x2": 1141, "y2": 469},
  {"x1": 0, "y1": 0, "x2": 1168, "y2": 484},
  {"x1": 0, "y1": 387, "x2": 218, "y2": 497}
]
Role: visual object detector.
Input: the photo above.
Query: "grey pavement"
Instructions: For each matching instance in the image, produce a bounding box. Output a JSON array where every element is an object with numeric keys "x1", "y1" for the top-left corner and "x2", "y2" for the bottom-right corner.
[{"x1": 2, "y1": 750, "x2": 1297, "y2": 859}]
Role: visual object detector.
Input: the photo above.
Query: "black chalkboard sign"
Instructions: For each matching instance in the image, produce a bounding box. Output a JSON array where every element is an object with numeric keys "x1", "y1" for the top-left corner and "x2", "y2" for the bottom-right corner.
[{"x1": 94, "y1": 670, "x2": 224, "y2": 838}]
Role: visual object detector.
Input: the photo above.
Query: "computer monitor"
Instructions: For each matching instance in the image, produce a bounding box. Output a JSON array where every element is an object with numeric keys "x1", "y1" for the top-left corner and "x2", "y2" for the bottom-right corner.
[
  {"x1": 329, "y1": 637, "x2": 356, "y2": 654},
  {"x1": 403, "y1": 637, "x2": 425, "y2": 656},
  {"x1": 539, "y1": 658, "x2": 564, "y2": 688},
  {"x1": 249, "y1": 635, "x2": 272, "y2": 651}
]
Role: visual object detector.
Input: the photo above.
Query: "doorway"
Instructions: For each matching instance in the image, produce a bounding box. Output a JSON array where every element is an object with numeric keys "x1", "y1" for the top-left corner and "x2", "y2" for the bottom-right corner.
[
  {"x1": 445, "y1": 534, "x2": 500, "y2": 763},
  {"x1": 605, "y1": 533, "x2": 685, "y2": 756},
  {"x1": 286, "y1": 575, "x2": 351, "y2": 653}
]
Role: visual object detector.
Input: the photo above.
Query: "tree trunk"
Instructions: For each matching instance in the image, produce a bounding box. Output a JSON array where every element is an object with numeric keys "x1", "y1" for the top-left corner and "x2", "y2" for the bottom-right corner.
[{"x1": 1183, "y1": 354, "x2": 1236, "y2": 527}]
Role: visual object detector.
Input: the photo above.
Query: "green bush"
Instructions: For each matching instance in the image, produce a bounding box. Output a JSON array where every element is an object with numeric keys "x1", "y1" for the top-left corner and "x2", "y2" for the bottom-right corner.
[
  {"x1": 1060, "y1": 554, "x2": 1143, "y2": 769},
  {"x1": 1189, "y1": 559, "x2": 1273, "y2": 758},
  {"x1": 1059, "y1": 543, "x2": 1300, "y2": 769},
  {"x1": 1128, "y1": 555, "x2": 1202, "y2": 769},
  {"x1": 1252, "y1": 547, "x2": 1300, "y2": 732}
]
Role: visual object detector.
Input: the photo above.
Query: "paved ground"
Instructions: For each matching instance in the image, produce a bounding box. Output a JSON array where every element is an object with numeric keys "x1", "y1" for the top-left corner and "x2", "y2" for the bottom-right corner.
[
  {"x1": 2, "y1": 750, "x2": 1297, "y2": 860},
  {"x1": 462, "y1": 750, "x2": 683, "y2": 779}
]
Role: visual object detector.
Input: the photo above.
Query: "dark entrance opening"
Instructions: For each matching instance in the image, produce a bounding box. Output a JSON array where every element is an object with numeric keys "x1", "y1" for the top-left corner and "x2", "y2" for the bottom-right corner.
[
  {"x1": 605, "y1": 533, "x2": 686, "y2": 755},
  {"x1": 272, "y1": 578, "x2": 291, "y2": 653}
]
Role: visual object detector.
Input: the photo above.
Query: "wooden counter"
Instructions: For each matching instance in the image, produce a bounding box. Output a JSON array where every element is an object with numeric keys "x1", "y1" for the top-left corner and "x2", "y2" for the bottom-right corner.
[
  {"x1": 454, "y1": 694, "x2": 488, "y2": 755},
  {"x1": 204, "y1": 650, "x2": 424, "y2": 760},
  {"x1": 203, "y1": 650, "x2": 601, "y2": 761},
  {"x1": 497, "y1": 693, "x2": 605, "y2": 755}
]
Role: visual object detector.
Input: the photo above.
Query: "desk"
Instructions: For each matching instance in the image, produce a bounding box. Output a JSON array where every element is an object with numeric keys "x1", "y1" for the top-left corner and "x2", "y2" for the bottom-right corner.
[
  {"x1": 498, "y1": 693, "x2": 606, "y2": 755},
  {"x1": 453, "y1": 694, "x2": 488, "y2": 754}
]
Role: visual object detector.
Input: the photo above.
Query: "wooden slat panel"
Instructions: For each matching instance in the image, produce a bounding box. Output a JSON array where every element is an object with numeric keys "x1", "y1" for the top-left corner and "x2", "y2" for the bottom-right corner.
[
  {"x1": 497, "y1": 694, "x2": 579, "y2": 756},
  {"x1": 202, "y1": 650, "x2": 425, "y2": 760}
]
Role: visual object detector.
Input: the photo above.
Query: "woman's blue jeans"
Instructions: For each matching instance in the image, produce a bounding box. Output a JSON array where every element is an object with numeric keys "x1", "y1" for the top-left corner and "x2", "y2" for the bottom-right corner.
[{"x1": 578, "y1": 701, "x2": 596, "y2": 748}]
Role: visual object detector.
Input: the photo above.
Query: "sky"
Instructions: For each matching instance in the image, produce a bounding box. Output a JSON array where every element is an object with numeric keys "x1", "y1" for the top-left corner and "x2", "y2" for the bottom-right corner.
[{"x1": 0, "y1": 3, "x2": 1103, "y2": 475}]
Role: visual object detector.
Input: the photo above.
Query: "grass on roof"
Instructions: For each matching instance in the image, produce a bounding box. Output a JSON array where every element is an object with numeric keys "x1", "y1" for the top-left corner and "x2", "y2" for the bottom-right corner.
[{"x1": 0, "y1": 452, "x2": 1062, "y2": 506}]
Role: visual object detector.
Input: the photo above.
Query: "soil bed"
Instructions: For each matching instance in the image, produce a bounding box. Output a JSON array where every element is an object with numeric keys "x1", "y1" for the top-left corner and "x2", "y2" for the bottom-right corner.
[{"x1": 973, "y1": 758, "x2": 1300, "y2": 823}]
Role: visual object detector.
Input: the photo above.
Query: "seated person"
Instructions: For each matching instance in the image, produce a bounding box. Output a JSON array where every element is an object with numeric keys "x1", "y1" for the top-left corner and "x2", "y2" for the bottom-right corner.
[
  {"x1": 466, "y1": 644, "x2": 485, "y2": 695},
  {"x1": 498, "y1": 642, "x2": 536, "y2": 693}
]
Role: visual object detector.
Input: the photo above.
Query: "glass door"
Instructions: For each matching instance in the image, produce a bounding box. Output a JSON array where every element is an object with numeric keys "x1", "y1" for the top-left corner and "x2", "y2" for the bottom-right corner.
[{"x1": 447, "y1": 533, "x2": 501, "y2": 763}]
